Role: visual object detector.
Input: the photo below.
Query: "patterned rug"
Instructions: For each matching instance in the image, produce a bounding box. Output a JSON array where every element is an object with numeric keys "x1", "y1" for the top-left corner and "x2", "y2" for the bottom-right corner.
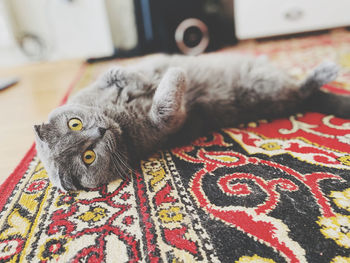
[{"x1": 1, "y1": 29, "x2": 350, "y2": 263}]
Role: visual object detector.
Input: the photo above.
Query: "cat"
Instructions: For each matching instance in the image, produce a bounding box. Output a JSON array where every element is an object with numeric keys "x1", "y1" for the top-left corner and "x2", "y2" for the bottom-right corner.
[{"x1": 34, "y1": 53, "x2": 343, "y2": 191}]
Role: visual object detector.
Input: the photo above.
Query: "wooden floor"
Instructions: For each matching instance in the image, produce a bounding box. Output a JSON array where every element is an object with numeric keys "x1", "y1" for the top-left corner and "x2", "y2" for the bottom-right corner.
[{"x1": 0, "y1": 59, "x2": 83, "y2": 185}]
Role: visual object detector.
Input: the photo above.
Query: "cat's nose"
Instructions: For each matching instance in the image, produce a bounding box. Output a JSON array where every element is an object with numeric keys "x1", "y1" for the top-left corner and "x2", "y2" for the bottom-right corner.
[{"x1": 98, "y1": 127, "x2": 107, "y2": 136}]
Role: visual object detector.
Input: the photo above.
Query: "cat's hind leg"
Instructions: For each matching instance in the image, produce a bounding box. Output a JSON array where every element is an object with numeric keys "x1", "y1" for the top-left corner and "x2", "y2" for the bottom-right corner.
[
  {"x1": 302, "y1": 62, "x2": 350, "y2": 118},
  {"x1": 299, "y1": 62, "x2": 339, "y2": 97}
]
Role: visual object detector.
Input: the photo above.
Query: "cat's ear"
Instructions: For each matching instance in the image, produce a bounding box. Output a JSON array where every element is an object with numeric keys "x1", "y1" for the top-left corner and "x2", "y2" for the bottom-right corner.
[
  {"x1": 34, "y1": 124, "x2": 45, "y2": 141},
  {"x1": 34, "y1": 123, "x2": 53, "y2": 143},
  {"x1": 149, "y1": 67, "x2": 187, "y2": 130}
]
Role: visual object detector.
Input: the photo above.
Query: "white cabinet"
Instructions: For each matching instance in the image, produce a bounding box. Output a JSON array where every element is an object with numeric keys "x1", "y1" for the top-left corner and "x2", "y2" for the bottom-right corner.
[
  {"x1": 234, "y1": 0, "x2": 350, "y2": 39},
  {"x1": 2, "y1": 0, "x2": 114, "y2": 64}
]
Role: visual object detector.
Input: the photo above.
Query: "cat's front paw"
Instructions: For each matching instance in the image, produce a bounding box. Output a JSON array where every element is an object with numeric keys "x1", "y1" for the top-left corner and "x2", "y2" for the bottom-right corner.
[{"x1": 98, "y1": 66, "x2": 128, "y2": 89}]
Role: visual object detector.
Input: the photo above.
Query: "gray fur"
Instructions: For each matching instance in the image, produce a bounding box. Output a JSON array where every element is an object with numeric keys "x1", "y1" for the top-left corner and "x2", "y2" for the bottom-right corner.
[{"x1": 34, "y1": 54, "x2": 339, "y2": 191}]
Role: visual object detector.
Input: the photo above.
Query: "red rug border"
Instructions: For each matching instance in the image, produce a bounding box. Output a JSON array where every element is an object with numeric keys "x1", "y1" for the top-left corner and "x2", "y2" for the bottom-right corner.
[
  {"x1": 0, "y1": 62, "x2": 88, "y2": 211},
  {"x1": 0, "y1": 143, "x2": 37, "y2": 211}
]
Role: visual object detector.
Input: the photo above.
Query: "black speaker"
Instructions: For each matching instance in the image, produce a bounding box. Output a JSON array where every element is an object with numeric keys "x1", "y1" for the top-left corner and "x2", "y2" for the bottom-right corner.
[
  {"x1": 134, "y1": 0, "x2": 236, "y2": 55},
  {"x1": 87, "y1": 0, "x2": 236, "y2": 63}
]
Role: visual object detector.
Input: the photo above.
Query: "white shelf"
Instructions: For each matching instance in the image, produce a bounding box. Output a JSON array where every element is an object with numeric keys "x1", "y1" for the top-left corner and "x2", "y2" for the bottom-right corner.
[{"x1": 234, "y1": 0, "x2": 350, "y2": 39}]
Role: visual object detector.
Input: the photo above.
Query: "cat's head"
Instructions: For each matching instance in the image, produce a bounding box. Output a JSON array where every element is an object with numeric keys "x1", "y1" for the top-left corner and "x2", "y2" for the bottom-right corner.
[
  {"x1": 34, "y1": 104, "x2": 130, "y2": 191},
  {"x1": 34, "y1": 65, "x2": 187, "y2": 192}
]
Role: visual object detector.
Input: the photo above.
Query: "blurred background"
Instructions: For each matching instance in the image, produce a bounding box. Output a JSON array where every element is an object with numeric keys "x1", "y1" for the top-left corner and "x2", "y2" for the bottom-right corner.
[
  {"x1": 1, "y1": 0, "x2": 349, "y2": 67},
  {"x1": 0, "y1": 0, "x2": 236, "y2": 67},
  {"x1": 1, "y1": 0, "x2": 350, "y2": 183}
]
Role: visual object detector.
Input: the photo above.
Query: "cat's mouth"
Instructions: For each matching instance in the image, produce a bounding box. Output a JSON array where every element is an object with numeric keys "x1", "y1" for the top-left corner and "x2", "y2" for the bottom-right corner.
[{"x1": 71, "y1": 176, "x2": 89, "y2": 191}]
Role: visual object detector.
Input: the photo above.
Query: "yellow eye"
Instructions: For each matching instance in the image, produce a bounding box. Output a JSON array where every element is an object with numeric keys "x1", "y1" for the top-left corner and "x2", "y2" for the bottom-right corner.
[
  {"x1": 83, "y1": 150, "x2": 96, "y2": 165},
  {"x1": 68, "y1": 118, "x2": 83, "y2": 131}
]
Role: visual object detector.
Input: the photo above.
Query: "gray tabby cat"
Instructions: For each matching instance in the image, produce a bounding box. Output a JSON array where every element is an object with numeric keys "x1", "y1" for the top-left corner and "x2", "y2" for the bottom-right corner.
[{"x1": 34, "y1": 53, "x2": 342, "y2": 191}]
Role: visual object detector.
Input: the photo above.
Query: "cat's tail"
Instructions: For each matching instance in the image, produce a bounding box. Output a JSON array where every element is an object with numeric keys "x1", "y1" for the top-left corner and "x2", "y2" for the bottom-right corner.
[{"x1": 299, "y1": 62, "x2": 350, "y2": 118}]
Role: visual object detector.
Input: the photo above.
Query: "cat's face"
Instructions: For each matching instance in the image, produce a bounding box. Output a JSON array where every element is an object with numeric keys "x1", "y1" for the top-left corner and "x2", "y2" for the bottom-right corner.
[{"x1": 34, "y1": 104, "x2": 129, "y2": 191}]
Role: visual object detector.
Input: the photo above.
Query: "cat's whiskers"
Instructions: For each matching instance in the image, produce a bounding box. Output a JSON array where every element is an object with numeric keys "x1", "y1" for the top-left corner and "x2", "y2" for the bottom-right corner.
[
  {"x1": 116, "y1": 150, "x2": 136, "y2": 173},
  {"x1": 115, "y1": 150, "x2": 135, "y2": 173},
  {"x1": 111, "y1": 151, "x2": 132, "y2": 180},
  {"x1": 105, "y1": 139, "x2": 134, "y2": 180}
]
